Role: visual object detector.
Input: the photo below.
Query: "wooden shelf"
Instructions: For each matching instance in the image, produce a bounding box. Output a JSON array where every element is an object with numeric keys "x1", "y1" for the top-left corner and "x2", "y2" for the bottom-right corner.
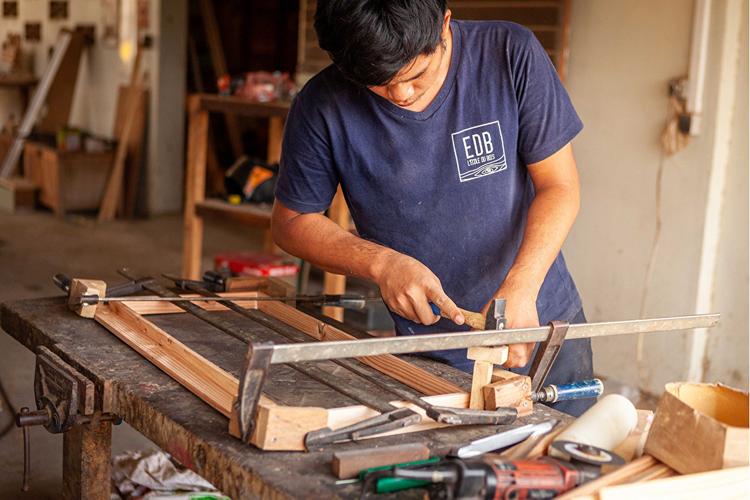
[
  {"x1": 0, "y1": 73, "x2": 38, "y2": 87},
  {"x1": 195, "y1": 93, "x2": 291, "y2": 117},
  {"x1": 195, "y1": 198, "x2": 272, "y2": 227},
  {"x1": 182, "y1": 93, "x2": 351, "y2": 322}
]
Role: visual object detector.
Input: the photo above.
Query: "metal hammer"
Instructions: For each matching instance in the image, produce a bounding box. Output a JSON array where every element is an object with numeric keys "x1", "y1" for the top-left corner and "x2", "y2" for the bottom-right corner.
[{"x1": 431, "y1": 298, "x2": 506, "y2": 330}]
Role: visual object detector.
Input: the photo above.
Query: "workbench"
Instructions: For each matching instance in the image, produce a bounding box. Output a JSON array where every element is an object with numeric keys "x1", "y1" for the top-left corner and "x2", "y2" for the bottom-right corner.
[{"x1": 1, "y1": 297, "x2": 568, "y2": 499}]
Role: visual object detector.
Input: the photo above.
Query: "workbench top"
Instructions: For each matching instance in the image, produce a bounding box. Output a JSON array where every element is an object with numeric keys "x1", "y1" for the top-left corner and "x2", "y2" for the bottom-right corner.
[{"x1": 1, "y1": 297, "x2": 568, "y2": 499}]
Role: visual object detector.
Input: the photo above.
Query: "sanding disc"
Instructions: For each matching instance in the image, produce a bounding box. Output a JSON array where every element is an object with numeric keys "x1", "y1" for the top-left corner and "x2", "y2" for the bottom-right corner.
[{"x1": 550, "y1": 440, "x2": 625, "y2": 466}]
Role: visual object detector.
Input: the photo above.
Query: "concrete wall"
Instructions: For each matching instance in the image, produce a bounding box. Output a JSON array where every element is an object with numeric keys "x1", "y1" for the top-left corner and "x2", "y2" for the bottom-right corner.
[
  {"x1": 702, "y1": 0, "x2": 748, "y2": 388},
  {"x1": 0, "y1": 0, "x2": 186, "y2": 214},
  {"x1": 566, "y1": 0, "x2": 748, "y2": 393}
]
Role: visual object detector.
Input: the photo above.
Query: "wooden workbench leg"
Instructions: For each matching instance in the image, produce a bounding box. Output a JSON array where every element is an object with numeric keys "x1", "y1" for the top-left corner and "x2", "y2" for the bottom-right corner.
[
  {"x1": 323, "y1": 187, "x2": 350, "y2": 322},
  {"x1": 62, "y1": 419, "x2": 112, "y2": 500},
  {"x1": 182, "y1": 96, "x2": 209, "y2": 279},
  {"x1": 264, "y1": 116, "x2": 285, "y2": 254}
]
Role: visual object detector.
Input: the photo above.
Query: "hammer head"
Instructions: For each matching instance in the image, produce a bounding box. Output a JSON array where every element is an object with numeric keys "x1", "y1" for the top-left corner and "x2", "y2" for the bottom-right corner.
[{"x1": 485, "y1": 298, "x2": 506, "y2": 330}]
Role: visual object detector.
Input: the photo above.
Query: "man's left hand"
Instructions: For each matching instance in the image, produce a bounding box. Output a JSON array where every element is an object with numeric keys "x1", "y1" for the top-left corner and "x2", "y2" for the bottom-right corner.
[{"x1": 480, "y1": 281, "x2": 539, "y2": 368}]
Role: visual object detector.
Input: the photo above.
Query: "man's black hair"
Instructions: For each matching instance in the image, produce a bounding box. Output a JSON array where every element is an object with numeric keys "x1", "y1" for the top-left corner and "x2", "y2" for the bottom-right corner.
[{"x1": 315, "y1": 0, "x2": 448, "y2": 87}]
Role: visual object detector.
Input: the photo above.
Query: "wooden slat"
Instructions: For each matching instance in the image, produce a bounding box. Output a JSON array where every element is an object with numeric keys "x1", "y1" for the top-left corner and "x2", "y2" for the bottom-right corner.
[
  {"x1": 322, "y1": 187, "x2": 349, "y2": 321},
  {"x1": 598, "y1": 466, "x2": 748, "y2": 500},
  {"x1": 556, "y1": 455, "x2": 659, "y2": 500},
  {"x1": 195, "y1": 198, "x2": 272, "y2": 227},
  {"x1": 181, "y1": 97, "x2": 209, "y2": 279},
  {"x1": 95, "y1": 302, "x2": 240, "y2": 416},
  {"x1": 123, "y1": 291, "x2": 259, "y2": 315},
  {"x1": 197, "y1": 94, "x2": 291, "y2": 117},
  {"x1": 98, "y1": 56, "x2": 145, "y2": 221}
]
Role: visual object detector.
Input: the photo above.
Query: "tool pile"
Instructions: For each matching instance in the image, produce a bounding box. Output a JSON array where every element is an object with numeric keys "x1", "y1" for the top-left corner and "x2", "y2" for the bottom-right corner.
[{"x1": 335, "y1": 386, "x2": 749, "y2": 499}]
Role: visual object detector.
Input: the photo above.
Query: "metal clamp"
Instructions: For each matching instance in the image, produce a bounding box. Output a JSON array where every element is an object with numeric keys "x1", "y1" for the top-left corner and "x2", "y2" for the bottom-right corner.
[{"x1": 528, "y1": 321, "x2": 570, "y2": 392}]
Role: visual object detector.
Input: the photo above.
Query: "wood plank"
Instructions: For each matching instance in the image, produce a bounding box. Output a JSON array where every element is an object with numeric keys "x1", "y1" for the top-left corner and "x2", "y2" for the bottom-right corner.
[
  {"x1": 95, "y1": 302, "x2": 240, "y2": 416},
  {"x1": 322, "y1": 187, "x2": 349, "y2": 321},
  {"x1": 483, "y1": 373, "x2": 533, "y2": 416},
  {"x1": 251, "y1": 404, "x2": 328, "y2": 451},
  {"x1": 469, "y1": 361, "x2": 494, "y2": 409},
  {"x1": 598, "y1": 466, "x2": 749, "y2": 500},
  {"x1": 258, "y1": 300, "x2": 465, "y2": 396},
  {"x1": 196, "y1": 93, "x2": 290, "y2": 117},
  {"x1": 556, "y1": 455, "x2": 658, "y2": 500},
  {"x1": 98, "y1": 61, "x2": 145, "y2": 221},
  {"x1": 123, "y1": 291, "x2": 258, "y2": 315},
  {"x1": 332, "y1": 443, "x2": 430, "y2": 479},
  {"x1": 195, "y1": 198, "x2": 272, "y2": 227},
  {"x1": 113, "y1": 85, "x2": 148, "y2": 217},
  {"x1": 181, "y1": 97, "x2": 209, "y2": 279},
  {"x1": 37, "y1": 31, "x2": 85, "y2": 135}
]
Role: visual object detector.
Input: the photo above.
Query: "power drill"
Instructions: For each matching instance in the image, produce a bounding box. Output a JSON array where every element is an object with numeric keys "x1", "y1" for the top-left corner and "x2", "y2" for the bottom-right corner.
[{"x1": 385, "y1": 456, "x2": 601, "y2": 500}]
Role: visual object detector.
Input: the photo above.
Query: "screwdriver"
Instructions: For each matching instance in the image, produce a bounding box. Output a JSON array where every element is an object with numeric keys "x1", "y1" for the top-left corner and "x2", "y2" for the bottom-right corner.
[{"x1": 335, "y1": 457, "x2": 440, "y2": 493}]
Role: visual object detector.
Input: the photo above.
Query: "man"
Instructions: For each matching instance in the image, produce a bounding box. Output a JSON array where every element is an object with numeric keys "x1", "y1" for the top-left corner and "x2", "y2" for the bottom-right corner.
[{"x1": 271, "y1": 0, "x2": 594, "y2": 415}]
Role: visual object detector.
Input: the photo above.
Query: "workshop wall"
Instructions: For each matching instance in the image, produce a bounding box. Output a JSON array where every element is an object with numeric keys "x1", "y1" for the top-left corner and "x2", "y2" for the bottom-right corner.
[
  {"x1": 0, "y1": 0, "x2": 129, "y2": 136},
  {"x1": 703, "y1": 0, "x2": 748, "y2": 388},
  {"x1": 565, "y1": 0, "x2": 748, "y2": 393},
  {"x1": 0, "y1": 0, "x2": 186, "y2": 214}
]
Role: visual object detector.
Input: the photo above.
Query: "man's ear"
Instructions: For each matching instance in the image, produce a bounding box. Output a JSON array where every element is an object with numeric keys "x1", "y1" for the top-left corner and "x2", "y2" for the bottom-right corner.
[{"x1": 442, "y1": 9, "x2": 452, "y2": 36}]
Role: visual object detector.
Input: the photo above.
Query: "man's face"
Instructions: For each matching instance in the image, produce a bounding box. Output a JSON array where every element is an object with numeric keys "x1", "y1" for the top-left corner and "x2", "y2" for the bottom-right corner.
[
  {"x1": 368, "y1": 10, "x2": 452, "y2": 110},
  {"x1": 368, "y1": 43, "x2": 446, "y2": 109}
]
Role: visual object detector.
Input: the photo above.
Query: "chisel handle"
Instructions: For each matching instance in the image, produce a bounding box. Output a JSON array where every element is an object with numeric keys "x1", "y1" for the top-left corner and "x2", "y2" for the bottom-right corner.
[
  {"x1": 533, "y1": 379, "x2": 604, "y2": 403},
  {"x1": 430, "y1": 303, "x2": 487, "y2": 330}
]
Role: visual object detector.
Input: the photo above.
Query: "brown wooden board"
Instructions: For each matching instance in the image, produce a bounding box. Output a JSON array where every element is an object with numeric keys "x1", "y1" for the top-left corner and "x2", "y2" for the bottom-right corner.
[
  {"x1": 113, "y1": 85, "x2": 148, "y2": 217},
  {"x1": 37, "y1": 31, "x2": 85, "y2": 135},
  {"x1": 1, "y1": 297, "x2": 569, "y2": 498}
]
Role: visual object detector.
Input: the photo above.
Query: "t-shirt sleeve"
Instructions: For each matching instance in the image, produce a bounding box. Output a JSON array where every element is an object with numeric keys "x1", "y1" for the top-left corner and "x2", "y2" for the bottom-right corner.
[
  {"x1": 274, "y1": 93, "x2": 339, "y2": 213},
  {"x1": 510, "y1": 27, "x2": 583, "y2": 165}
]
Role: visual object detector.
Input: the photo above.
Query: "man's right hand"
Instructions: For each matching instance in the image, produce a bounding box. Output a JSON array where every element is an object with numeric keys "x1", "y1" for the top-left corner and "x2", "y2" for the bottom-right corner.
[{"x1": 373, "y1": 251, "x2": 465, "y2": 326}]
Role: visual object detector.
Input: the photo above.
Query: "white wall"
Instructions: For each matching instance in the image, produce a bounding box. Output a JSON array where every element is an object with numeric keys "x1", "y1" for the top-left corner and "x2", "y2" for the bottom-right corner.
[
  {"x1": 0, "y1": 0, "x2": 185, "y2": 214},
  {"x1": 566, "y1": 0, "x2": 748, "y2": 393},
  {"x1": 0, "y1": 0, "x2": 128, "y2": 134},
  {"x1": 703, "y1": 0, "x2": 748, "y2": 388}
]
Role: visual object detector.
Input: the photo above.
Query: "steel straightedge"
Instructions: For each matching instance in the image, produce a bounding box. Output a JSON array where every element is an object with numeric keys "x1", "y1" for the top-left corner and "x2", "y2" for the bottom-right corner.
[{"x1": 265, "y1": 314, "x2": 720, "y2": 364}]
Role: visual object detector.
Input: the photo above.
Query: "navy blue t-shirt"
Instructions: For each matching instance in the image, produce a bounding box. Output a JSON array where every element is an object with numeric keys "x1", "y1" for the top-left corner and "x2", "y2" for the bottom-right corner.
[{"x1": 276, "y1": 20, "x2": 583, "y2": 368}]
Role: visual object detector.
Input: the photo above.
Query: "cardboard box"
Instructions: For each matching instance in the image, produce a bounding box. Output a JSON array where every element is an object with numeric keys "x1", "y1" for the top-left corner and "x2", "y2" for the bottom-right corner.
[{"x1": 645, "y1": 382, "x2": 748, "y2": 474}]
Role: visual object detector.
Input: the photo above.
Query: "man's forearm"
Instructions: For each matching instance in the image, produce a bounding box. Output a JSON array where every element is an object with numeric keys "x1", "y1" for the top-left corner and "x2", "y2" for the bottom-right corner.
[
  {"x1": 271, "y1": 207, "x2": 393, "y2": 282},
  {"x1": 271, "y1": 201, "x2": 466, "y2": 325},
  {"x1": 502, "y1": 183, "x2": 579, "y2": 297}
]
